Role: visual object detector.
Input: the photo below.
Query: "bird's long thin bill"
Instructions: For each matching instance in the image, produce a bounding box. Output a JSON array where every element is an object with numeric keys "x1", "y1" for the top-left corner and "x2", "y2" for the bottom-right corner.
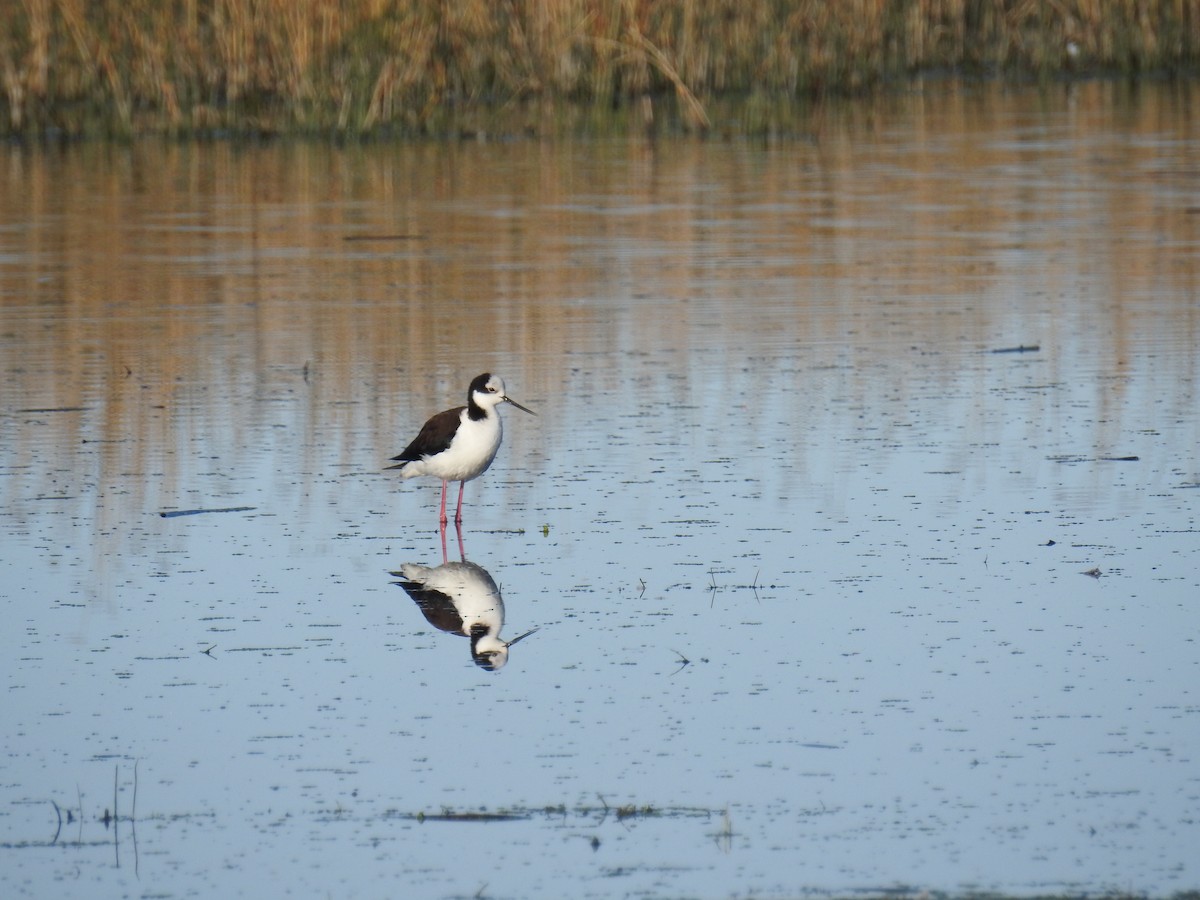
[
  {"x1": 505, "y1": 397, "x2": 536, "y2": 415},
  {"x1": 505, "y1": 628, "x2": 538, "y2": 647}
]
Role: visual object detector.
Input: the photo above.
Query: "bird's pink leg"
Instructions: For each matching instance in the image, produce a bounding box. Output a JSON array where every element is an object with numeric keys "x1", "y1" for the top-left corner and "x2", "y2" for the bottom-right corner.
[
  {"x1": 453, "y1": 519, "x2": 466, "y2": 561},
  {"x1": 454, "y1": 480, "x2": 466, "y2": 525},
  {"x1": 438, "y1": 480, "x2": 449, "y2": 528}
]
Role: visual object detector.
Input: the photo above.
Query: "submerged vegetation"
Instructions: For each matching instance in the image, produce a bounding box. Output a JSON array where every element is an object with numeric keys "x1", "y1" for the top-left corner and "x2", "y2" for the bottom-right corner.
[{"x1": 1, "y1": 0, "x2": 1198, "y2": 137}]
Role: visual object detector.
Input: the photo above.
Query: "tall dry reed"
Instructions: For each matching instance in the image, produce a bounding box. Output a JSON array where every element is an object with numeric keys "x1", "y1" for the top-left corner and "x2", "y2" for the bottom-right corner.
[{"x1": 1, "y1": 0, "x2": 1197, "y2": 136}]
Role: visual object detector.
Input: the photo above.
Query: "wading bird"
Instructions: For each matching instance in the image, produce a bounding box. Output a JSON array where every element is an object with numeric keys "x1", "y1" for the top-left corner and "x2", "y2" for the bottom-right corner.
[
  {"x1": 387, "y1": 373, "x2": 534, "y2": 526},
  {"x1": 392, "y1": 560, "x2": 538, "y2": 671}
]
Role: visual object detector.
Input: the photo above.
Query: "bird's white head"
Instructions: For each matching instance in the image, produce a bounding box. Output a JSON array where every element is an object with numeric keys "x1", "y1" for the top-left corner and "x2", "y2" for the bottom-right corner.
[
  {"x1": 469, "y1": 373, "x2": 535, "y2": 416},
  {"x1": 471, "y1": 627, "x2": 539, "y2": 671}
]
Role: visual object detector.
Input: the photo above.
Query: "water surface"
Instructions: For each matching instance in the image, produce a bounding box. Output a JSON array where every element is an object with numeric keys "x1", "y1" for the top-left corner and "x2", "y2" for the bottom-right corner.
[{"x1": 2, "y1": 81, "x2": 1198, "y2": 898}]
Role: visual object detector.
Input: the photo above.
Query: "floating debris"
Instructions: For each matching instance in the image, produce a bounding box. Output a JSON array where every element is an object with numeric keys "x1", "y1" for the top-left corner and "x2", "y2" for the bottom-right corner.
[
  {"x1": 411, "y1": 809, "x2": 530, "y2": 823},
  {"x1": 671, "y1": 649, "x2": 690, "y2": 676},
  {"x1": 393, "y1": 800, "x2": 726, "y2": 826},
  {"x1": 159, "y1": 506, "x2": 256, "y2": 518},
  {"x1": 990, "y1": 344, "x2": 1040, "y2": 354},
  {"x1": 1051, "y1": 455, "x2": 1138, "y2": 464}
]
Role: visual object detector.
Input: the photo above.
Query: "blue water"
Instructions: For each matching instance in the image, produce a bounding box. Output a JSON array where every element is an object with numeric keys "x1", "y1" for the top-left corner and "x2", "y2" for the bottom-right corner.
[{"x1": 2, "y1": 82, "x2": 1198, "y2": 898}]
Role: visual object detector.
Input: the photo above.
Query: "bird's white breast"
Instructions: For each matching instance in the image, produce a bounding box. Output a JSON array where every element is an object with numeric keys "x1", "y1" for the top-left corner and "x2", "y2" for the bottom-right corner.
[
  {"x1": 402, "y1": 409, "x2": 502, "y2": 482},
  {"x1": 400, "y1": 561, "x2": 504, "y2": 636}
]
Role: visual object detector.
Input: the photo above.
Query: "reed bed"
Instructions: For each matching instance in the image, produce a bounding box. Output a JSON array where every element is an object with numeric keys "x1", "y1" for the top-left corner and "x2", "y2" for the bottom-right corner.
[{"x1": 2, "y1": 0, "x2": 1197, "y2": 137}]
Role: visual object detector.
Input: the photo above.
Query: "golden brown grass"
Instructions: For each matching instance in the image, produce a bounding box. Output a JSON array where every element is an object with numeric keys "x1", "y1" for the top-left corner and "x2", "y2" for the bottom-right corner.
[{"x1": 1, "y1": 0, "x2": 1197, "y2": 137}]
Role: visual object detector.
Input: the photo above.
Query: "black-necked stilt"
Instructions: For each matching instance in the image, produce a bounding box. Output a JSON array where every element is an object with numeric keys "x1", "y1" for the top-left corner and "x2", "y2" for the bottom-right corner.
[
  {"x1": 387, "y1": 373, "x2": 534, "y2": 526},
  {"x1": 392, "y1": 561, "x2": 538, "y2": 670}
]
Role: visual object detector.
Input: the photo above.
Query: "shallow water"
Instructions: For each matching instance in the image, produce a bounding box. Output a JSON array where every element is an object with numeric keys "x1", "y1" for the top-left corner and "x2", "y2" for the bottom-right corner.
[{"x1": 2, "y1": 81, "x2": 1199, "y2": 898}]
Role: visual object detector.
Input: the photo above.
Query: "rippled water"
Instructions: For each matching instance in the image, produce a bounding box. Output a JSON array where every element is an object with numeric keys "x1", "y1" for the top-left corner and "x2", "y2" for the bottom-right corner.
[{"x1": 2, "y1": 81, "x2": 1198, "y2": 898}]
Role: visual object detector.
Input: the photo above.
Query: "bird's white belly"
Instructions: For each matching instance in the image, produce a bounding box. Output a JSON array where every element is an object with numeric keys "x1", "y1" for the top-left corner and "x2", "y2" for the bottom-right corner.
[{"x1": 403, "y1": 417, "x2": 502, "y2": 482}]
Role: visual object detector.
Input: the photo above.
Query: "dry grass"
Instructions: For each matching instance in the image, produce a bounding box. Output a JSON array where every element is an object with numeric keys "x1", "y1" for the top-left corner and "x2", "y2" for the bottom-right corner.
[{"x1": 1, "y1": 0, "x2": 1197, "y2": 136}]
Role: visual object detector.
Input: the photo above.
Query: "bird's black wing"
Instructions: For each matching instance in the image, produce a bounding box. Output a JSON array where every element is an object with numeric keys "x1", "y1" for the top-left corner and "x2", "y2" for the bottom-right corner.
[
  {"x1": 387, "y1": 405, "x2": 465, "y2": 467},
  {"x1": 391, "y1": 579, "x2": 465, "y2": 636}
]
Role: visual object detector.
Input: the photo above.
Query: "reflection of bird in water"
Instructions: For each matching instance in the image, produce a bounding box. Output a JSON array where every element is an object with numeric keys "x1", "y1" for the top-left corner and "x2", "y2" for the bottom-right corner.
[
  {"x1": 386, "y1": 373, "x2": 535, "y2": 527},
  {"x1": 392, "y1": 560, "x2": 537, "y2": 671}
]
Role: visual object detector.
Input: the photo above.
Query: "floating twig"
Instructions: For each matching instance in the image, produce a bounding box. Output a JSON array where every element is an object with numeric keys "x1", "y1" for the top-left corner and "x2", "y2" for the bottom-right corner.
[
  {"x1": 713, "y1": 808, "x2": 734, "y2": 853},
  {"x1": 113, "y1": 764, "x2": 119, "y2": 868},
  {"x1": 414, "y1": 809, "x2": 530, "y2": 823},
  {"x1": 670, "y1": 650, "x2": 690, "y2": 676},
  {"x1": 159, "y1": 506, "x2": 256, "y2": 518},
  {"x1": 132, "y1": 760, "x2": 140, "y2": 878},
  {"x1": 990, "y1": 345, "x2": 1040, "y2": 354},
  {"x1": 1051, "y1": 455, "x2": 1138, "y2": 464},
  {"x1": 707, "y1": 569, "x2": 720, "y2": 608}
]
